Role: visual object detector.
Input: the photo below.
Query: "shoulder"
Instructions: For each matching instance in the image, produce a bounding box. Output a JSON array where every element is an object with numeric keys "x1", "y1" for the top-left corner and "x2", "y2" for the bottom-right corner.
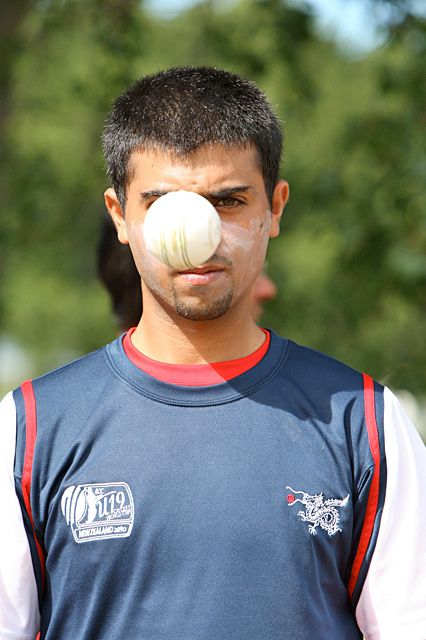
[
  {"x1": 285, "y1": 337, "x2": 368, "y2": 389},
  {"x1": 269, "y1": 331, "x2": 380, "y2": 406},
  {"x1": 11, "y1": 337, "x2": 123, "y2": 407},
  {"x1": 11, "y1": 340, "x2": 120, "y2": 445},
  {"x1": 29, "y1": 342, "x2": 113, "y2": 395},
  {"x1": 269, "y1": 329, "x2": 384, "y2": 419}
]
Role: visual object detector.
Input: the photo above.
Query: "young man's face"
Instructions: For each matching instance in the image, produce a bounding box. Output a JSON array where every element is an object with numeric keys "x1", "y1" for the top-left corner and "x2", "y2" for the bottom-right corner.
[{"x1": 106, "y1": 144, "x2": 288, "y2": 322}]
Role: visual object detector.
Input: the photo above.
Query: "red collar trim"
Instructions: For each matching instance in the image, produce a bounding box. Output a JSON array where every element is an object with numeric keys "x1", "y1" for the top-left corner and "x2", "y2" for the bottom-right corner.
[{"x1": 122, "y1": 328, "x2": 270, "y2": 386}]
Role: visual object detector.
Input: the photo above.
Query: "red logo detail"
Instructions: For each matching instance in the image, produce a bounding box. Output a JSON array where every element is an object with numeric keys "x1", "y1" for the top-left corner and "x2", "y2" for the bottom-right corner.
[{"x1": 287, "y1": 494, "x2": 295, "y2": 504}]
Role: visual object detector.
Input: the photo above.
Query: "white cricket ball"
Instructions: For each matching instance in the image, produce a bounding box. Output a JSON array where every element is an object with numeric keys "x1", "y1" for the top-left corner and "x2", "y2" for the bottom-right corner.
[{"x1": 143, "y1": 190, "x2": 222, "y2": 270}]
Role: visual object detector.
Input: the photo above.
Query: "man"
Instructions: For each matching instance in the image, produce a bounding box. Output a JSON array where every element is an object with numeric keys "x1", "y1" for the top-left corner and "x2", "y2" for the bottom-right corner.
[
  {"x1": 97, "y1": 213, "x2": 277, "y2": 330},
  {"x1": 1, "y1": 67, "x2": 425, "y2": 639}
]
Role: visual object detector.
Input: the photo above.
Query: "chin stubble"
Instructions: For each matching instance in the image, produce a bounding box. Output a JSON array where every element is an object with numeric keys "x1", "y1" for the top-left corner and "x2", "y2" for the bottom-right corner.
[{"x1": 172, "y1": 286, "x2": 234, "y2": 321}]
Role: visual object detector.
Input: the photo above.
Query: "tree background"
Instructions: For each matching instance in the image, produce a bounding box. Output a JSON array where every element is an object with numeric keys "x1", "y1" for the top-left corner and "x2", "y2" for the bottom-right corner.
[{"x1": 0, "y1": 0, "x2": 425, "y2": 425}]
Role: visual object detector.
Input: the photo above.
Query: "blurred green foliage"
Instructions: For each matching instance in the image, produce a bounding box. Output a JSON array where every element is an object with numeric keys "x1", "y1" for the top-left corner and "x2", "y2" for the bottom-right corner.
[{"x1": 0, "y1": 0, "x2": 425, "y2": 392}]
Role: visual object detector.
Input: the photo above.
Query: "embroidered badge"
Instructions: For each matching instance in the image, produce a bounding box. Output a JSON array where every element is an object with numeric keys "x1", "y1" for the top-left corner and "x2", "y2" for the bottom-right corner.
[
  {"x1": 286, "y1": 486, "x2": 349, "y2": 537},
  {"x1": 61, "y1": 482, "x2": 134, "y2": 543}
]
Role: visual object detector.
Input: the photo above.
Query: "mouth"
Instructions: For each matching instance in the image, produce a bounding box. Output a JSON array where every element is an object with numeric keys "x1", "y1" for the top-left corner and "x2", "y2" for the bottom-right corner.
[
  {"x1": 175, "y1": 264, "x2": 226, "y2": 285},
  {"x1": 178, "y1": 264, "x2": 223, "y2": 275}
]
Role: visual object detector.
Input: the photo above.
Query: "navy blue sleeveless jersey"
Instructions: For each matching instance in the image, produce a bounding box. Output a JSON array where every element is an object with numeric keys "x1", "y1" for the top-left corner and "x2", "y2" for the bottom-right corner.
[{"x1": 13, "y1": 331, "x2": 386, "y2": 639}]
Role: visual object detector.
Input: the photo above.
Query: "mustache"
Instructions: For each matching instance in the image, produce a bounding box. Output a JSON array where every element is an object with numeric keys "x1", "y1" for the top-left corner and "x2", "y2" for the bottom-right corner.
[{"x1": 204, "y1": 253, "x2": 233, "y2": 268}]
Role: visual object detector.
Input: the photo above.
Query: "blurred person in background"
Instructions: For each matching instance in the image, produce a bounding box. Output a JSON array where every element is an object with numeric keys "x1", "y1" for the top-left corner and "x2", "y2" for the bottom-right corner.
[
  {"x1": 97, "y1": 214, "x2": 142, "y2": 332},
  {"x1": 1, "y1": 66, "x2": 425, "y2": 640}
]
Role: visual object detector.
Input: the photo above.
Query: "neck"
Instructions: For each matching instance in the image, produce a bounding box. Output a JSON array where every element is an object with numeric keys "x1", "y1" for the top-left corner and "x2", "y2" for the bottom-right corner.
[{"x1": 131, "y1": 294, "x2": 264, "y2": 365}]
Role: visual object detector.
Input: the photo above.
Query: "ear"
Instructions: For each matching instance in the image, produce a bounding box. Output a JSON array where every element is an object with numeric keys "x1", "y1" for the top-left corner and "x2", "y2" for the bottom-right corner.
[
  {"x1": 104, "y1": 188, "x2": 129, "y2": 245},
  {"x1": 269, "y1": 180, "x2": 289, "y2": 239}
]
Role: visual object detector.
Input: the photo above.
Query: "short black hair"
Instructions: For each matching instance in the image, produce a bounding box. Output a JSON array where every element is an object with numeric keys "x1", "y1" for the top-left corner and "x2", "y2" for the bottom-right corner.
[
  {"x1": 102, "y1": 66, "x2": 282, "y2": 206},
  {"x1": 97, "y1": 213, "x2": 142, "y2": 331}
]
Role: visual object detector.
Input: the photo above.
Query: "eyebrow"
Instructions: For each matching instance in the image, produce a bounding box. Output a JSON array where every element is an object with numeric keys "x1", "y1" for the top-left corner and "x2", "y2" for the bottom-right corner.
[
  {"x1": 139, "y1": 185, "x2": 252, "y2": 201},
  {"x1": 208, "y1": 185, "x2": 251, "y2": 199},
  {"x1": 139, "y1": 189, "x2": 169, "y2": 201}
]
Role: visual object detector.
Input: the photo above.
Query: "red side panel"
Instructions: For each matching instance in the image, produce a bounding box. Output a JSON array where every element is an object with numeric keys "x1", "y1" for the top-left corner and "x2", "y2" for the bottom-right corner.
[
  {"x1": 20, "y1": 380, "x2": 45, "y2": 591},
  {"x1": 348, "y1": 373, "x2": 381, "y2": 597}
]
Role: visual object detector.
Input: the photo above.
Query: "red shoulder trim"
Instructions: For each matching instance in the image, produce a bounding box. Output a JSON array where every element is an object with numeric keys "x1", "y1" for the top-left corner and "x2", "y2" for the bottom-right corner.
[
  {"x1": 348, "y1": 373, "x2": 381, "y2": 597},
  {"x1": 20, "y1": 380, "x2": 45, "y2": 591}
]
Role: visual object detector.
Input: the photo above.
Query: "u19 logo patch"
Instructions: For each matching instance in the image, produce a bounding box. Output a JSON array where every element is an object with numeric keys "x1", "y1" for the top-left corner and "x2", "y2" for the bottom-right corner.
[{"x1": 61, "y1": 482, "x2": 134, "y2": 543}]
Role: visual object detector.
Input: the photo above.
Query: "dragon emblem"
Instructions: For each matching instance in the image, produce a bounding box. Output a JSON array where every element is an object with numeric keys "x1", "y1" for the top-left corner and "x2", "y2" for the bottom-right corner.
[{"x1": 286, "y1": 486, "x2": 349, "y2": 536}]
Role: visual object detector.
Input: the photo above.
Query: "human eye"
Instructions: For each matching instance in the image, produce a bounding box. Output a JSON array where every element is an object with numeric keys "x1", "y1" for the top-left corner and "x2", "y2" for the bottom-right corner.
[
  {"x1": 145, "y1": 198, "x2": 159, "y2": 209},
  {"x1": 215, "y1": 197, "x2": 242, "y2": 208}
]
